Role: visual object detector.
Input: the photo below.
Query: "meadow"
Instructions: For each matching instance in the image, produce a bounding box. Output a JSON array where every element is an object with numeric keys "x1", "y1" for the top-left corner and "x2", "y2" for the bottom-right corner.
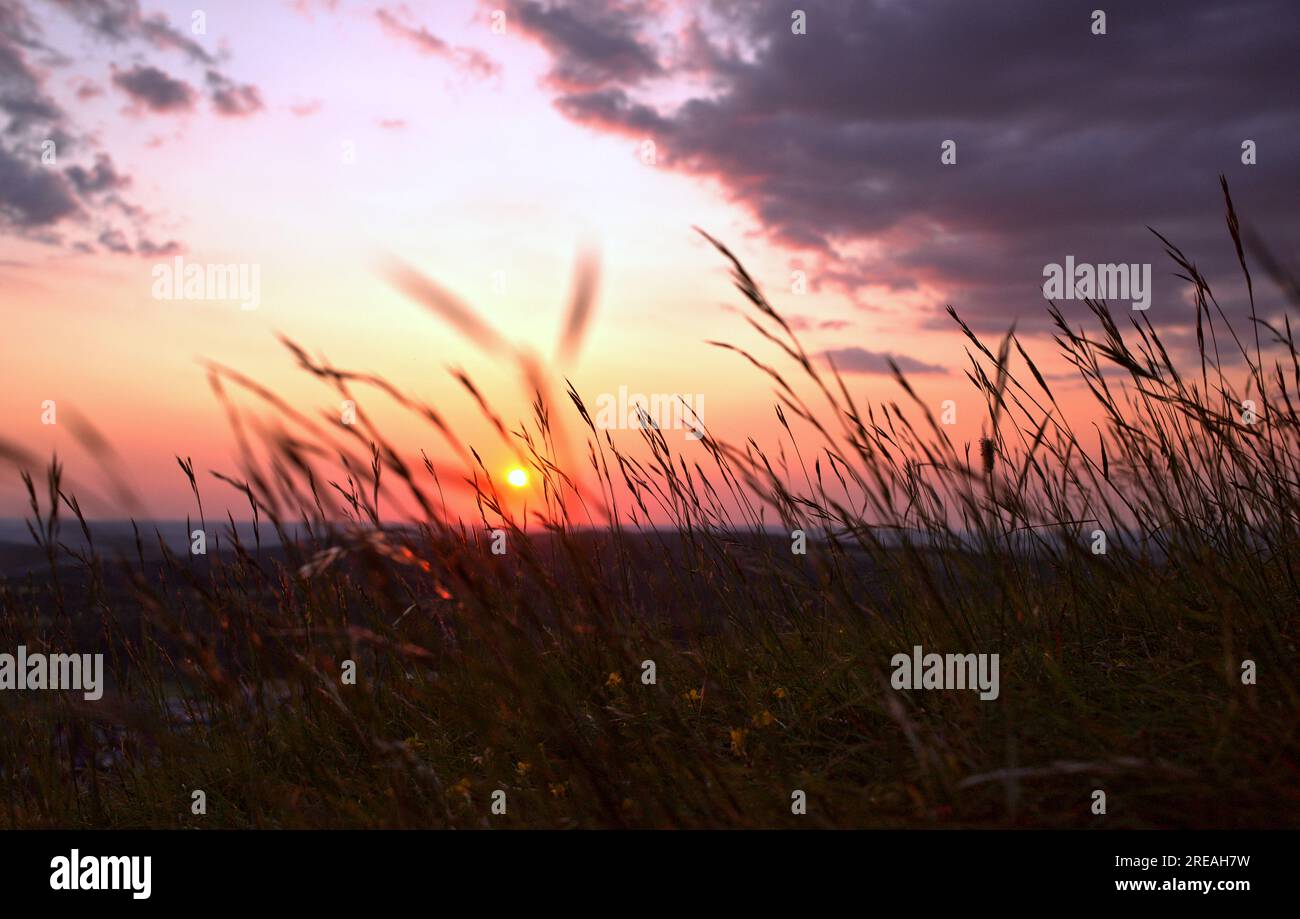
[{"x1": 1, "y1": 179, "x2": 1297, "y2": 828}]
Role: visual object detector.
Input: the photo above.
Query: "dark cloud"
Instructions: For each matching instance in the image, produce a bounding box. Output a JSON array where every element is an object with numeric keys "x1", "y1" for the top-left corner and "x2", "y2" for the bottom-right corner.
[
  {"x1": 375, "y1": 7, "x2": 501, "y2": 79},
  {"x1": 65, "y1": 152, "x2": 130, "y2": 196},
  {"x1": 821, "y1": 347, "x2": 947, "y2": 376},
  {"x1": 51, "y1": 2, "x2": 265, "y2": 122},
  {"x1": 0, "y1": 3, "x2": 66, "y2": 134},
  {"x1": 0, "y1": 92, "x2": 62, "y2": 132},
  {"x1": 97, "y1": 226, "x2": 131, "y2": 253},
  {"x1": 523, "y1": 0, "x2": 1300, "y2": 334},
  {"x1": 138, "y1": 12, "x2": 216, "y2": 65},
  {"x1": 48, "y1": 0, "x2": 216, "y2": 65},
  {"x1": 207, "y1": 70, "x2": 263, "y2": 117},
  {"x1": 555, "y1": 87, "x2": 671, "y2": 135},
  {"x1": 93, "y1": 222, "x2": 183, "y2": 257},
  {"x1": 137, "y1": 236, "x2": 181, "y2": 257},
  {"x1": 112, "y1": 64, "x2": 195, "y2": 113},
  {"x1": 0, "y1": 144, "x2": 82, "y2": 227},
  {"x1": 506, "y1": 0, "x2": 661, "y2": 90},
  {"x1": 0, "y1": 3, "x2": 84, "y2": 237}
]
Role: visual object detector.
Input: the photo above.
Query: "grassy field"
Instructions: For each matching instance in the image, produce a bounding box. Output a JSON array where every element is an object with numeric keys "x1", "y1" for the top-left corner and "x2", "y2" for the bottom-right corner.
[{"x1": 2, "y1": 180, "x2": 1297, "y2": 828}]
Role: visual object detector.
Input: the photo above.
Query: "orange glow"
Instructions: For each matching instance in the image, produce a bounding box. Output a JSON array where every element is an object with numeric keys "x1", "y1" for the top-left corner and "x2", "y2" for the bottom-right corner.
[{"x1": 507, "y1": 467, "x2": 529, "y2": 488}]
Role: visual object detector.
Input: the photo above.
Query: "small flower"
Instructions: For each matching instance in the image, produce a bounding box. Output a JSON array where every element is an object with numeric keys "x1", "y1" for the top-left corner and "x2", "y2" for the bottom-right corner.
[
  {"x1": 682, "y1": 688, "x2": 701, "y2": 703},
  {"x1": 729, "y1": 727, "x2": 748, "y2": 756},
  {"x1": 605, "y1": 671, "x2": 623, "y2": 688},
  {"x1": 772, "y1": 687, "x2": 787, "y2": 700},
  {"x1": 752, "y1": 709, "x2": 775, "y2": 728},
  {"x1": 515, "y1": 761, "x2": 532, "y2": 777},
  {"x1": 549, "y1": 783, "x2": 567, "y2": 799},
  {"x1": 451, "y1": 777, "x2": 472, "y2": 800}
]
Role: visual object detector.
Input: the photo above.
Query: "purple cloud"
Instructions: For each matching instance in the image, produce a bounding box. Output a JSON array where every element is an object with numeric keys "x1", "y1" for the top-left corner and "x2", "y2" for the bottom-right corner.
[
  {"x1": 0, "y1": 145, "x2": 83, "y2": 228},
  {"x1": 112, "y1": 64, "x2": 195, "y2": 113},
  {"x1": 207, "y1": 70, "x2": 263, "y2": 117},
  {"x1": 822, "y1": 347, "x2": 946, "y2": 376},
  {"x1": 0, "y1": 0, "x2": 262, "y2": 254},
  {"x1": 506, "y1": 0, "x2": 661, "y2": 90},
  {"x1": 518, "y1": 0, "x2": 1300, "y2": 335}
]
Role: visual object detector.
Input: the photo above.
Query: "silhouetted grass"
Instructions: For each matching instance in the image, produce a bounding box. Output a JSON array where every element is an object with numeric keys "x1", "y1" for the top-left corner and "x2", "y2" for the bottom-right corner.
[{"x1": 1, "y1": 179, "x2": 1297, "y2": 828}]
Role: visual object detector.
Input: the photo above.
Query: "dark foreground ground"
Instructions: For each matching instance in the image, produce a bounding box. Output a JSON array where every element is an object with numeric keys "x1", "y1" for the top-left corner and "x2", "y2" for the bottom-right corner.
[{"x1": 1, "y1": 522, "x2": 1296, "y2": 829}]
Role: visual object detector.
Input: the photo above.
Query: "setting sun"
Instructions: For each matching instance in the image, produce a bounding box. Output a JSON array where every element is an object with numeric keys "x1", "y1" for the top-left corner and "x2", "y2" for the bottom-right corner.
[{"x1": 506, "y1": 467, "x2": 529, "y2": 488}]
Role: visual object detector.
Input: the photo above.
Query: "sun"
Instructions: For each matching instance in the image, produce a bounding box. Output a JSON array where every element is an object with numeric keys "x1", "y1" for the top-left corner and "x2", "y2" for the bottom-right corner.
[{"x1": 506, "y1": 467, "x2": 529, "y2": 488}]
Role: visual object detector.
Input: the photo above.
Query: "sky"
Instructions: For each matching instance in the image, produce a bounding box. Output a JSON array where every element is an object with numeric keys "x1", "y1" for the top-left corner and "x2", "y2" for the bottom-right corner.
[{"x1": 1, "y1": 0, "x2": 1297, "y2": 522}]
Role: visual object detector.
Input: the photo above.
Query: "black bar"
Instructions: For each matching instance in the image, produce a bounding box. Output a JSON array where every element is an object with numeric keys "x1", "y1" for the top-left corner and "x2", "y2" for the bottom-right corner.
[{"x1": 0, "y1": 829, "x2": 1282, "y2": 907}]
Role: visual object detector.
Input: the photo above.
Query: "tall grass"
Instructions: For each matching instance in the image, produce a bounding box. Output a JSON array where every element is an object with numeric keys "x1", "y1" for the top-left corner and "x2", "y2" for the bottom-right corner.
[{"x1": 1, "y1": 178, "x2": 1297, "y2": 828}]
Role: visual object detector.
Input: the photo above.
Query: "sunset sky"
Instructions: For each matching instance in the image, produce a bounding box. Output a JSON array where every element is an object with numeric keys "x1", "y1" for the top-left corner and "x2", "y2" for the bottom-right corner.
[{"x1": 1, "y1": 0, "x2": 1297, "y2": 521}]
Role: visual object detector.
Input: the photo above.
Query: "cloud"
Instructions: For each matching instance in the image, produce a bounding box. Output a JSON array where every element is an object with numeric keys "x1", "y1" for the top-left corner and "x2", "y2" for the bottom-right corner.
[
  {"x1": 0, "y1": 0, "x2": 261, "y2": 255},
  {"x1": 112, "y1": 64, "x2": 195, "y2": 113},
  {"x1": 505, "y1": 0, "x2": 661, "y2": 90},
  {"x1": 821, "y1": 347, "x2": 946, "y2": 376},
  {"x1": 137, "y1": 236, "x2": 181, "y2": 256},
  {"x1": 64, "y1": 153, "x2": 130, "y2": 196},
  {"x1": 97, "y1": 226, "x2": 131, "y2": 253},
  {"x1": 519, "y1": 0, "x2": 1300, "y2": 334},
  {"x1": 0, "y1": 145, "x2": 82, "y2": 228},
  {"x1": 0, "y1": 4, "x2": 66, "y2": 134},
  {"x1": 207, "y1": 70, "x2": 263, "y2": 117},
  {"x1": 554, "y1": 87, "x2": 671, "y2": 136},
  {"x1": 137, "y1": 12, "x2": 216, "y2": 65},
  {"x1": 783, "y1": 314, "x2": 854, "y2": 333},
  {"x1": 49, "y1": 0, "x2": 216, "y2": 65},
  {"x1": 375, "y1": 7, "x2": 501, "y2": 79}
]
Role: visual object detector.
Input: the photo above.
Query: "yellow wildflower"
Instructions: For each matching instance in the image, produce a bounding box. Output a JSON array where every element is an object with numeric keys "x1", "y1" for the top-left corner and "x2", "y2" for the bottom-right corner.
[{"x1": 729, "y1": 727, "x2": 748, "y2": 756}]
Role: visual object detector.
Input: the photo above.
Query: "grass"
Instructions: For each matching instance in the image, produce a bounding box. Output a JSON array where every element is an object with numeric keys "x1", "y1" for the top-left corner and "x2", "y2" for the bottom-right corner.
[{"x1": 1, "y1": 177, "x2": 1297, "y2": 828}]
